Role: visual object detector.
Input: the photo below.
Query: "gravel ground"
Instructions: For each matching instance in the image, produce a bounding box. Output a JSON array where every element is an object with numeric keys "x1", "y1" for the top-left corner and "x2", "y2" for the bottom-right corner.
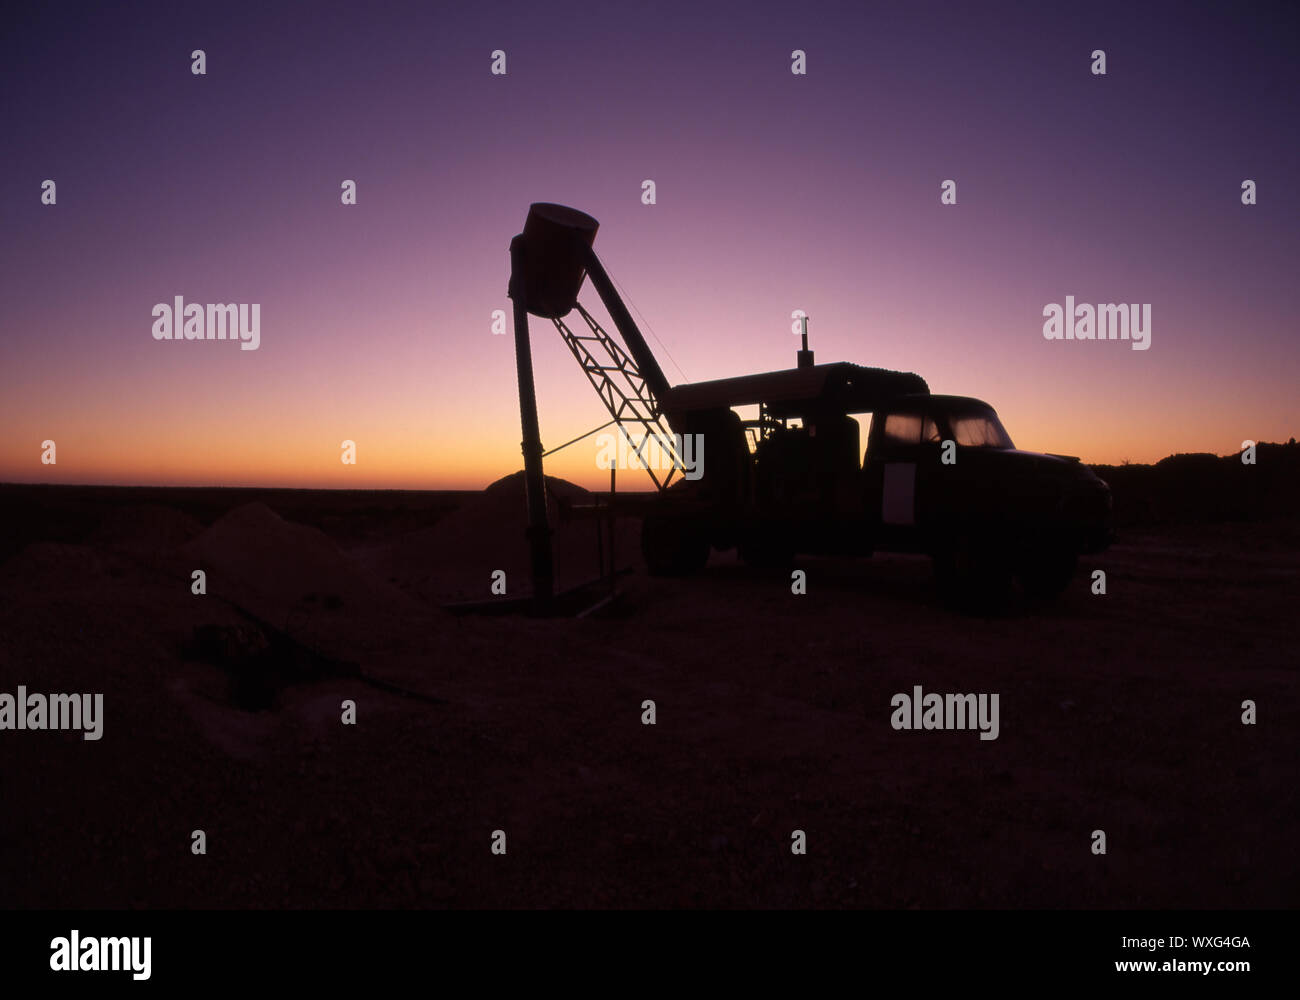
[{"x1": 0, "y1": 484, "x2": 1294, "y2": 908}]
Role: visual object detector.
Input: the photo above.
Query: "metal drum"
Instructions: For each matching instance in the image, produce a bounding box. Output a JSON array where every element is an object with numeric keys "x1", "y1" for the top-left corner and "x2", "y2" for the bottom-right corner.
[{"x1": 517, "y1": 203, "x2": 599, "y2": 318}]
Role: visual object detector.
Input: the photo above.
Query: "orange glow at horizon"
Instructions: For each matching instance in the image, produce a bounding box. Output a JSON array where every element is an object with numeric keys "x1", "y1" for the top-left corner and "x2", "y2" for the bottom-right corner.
[{"x1": 2, "y1": 332, "x2": 1291, "y2": 492}]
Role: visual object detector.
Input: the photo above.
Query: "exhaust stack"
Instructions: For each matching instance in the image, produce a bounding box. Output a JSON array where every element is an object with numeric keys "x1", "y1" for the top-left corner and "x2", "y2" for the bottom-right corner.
[{"x1": 797, "y1": 315, "x2": 815, "y2": 369}]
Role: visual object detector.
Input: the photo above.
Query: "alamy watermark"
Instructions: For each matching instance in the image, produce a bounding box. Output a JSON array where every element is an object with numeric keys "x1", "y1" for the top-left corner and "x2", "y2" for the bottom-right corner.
[
  {"x1": 595, "y1": 431, "x2": 703, "y2": 480},
  {"x1": 0, "y1": 686, "x2": 103, "y2": 740},
  {"x1": 50, "y1": 931, "x2": 150, "y2": 980},
  {"x1": 152, "y1": 296, "x2": 260, "y2": 351},
  {"x1": 1043, "y1": 296, "x2": 1151, "y2": 351},
  {"x1": 890, "y1": 685, "x2": 999, "y2": 741}
]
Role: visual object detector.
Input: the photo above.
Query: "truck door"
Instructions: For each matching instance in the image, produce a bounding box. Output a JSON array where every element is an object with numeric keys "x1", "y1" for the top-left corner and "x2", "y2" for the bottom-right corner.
[
  {"x1": 882, "y1": 461, "x2": 916, "y2": 525},
  {"x1": 865, "y1": 408, "x2": 941, "y2": 548}
]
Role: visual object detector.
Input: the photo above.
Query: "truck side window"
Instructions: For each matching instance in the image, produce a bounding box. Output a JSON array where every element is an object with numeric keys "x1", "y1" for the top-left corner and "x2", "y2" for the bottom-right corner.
[
  {"x1": 883, "y1": 413, "x2": 923, "y2": 446},
  {"x1": 922, "y1": 417, "x2": 941, "y2": 443}
]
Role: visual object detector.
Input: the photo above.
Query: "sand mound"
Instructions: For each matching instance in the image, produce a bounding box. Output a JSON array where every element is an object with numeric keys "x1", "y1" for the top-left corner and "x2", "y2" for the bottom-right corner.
[
  {"x1": 180, "y1": 502, "x2": 399, "y2": 625},
  {"x1": 482, "y1": 470, "x2": 590, "y2": 502},
  {"x1": 364, "y1": 471, "x2": 640, "y2": 602},
  {"x1": 438, "y1": 472, "x2": 589, "y2": 563}
]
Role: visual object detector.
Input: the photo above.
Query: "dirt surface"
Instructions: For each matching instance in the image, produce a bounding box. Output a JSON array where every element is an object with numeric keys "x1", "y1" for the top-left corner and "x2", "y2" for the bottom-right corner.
[{"x1": 0, "y1": 479, "x2": 1295, "y2": 908}]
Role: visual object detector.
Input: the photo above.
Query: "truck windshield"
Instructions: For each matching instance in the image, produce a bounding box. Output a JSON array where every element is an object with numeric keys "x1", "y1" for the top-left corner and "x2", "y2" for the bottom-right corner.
[{"x1": 949, "y1": 411, "x2": 1015, "y2": 449}]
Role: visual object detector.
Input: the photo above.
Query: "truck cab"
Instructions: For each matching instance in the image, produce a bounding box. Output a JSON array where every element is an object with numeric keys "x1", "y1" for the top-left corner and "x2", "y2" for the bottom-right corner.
[
  {"x1": 647, "y1": 372, "x2": 1112, "y2": 603},
  {"x1": 862, "y1": 393, "x2": 1113, "y2": 601}
]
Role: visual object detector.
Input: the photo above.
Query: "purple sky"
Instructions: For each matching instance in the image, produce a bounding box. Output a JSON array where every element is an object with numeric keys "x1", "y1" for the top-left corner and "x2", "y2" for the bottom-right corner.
[{"x1": 2, "y1": 0, "x2": 1296, "y2": 488}]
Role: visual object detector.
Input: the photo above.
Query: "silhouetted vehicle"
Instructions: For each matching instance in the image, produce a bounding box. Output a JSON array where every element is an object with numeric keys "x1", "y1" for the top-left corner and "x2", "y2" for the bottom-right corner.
[
  {"x1": 640, "y1": 365, "x2": 1113, "y2": 604},
  {"x1": 504, "y1": 202, "x2": 1113, "y2": 607}
]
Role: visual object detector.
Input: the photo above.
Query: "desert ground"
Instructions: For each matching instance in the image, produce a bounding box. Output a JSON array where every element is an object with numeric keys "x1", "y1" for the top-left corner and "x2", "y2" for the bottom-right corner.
[{"x1": 0, "y1": 467, "x2": 1295, "y2": 909}]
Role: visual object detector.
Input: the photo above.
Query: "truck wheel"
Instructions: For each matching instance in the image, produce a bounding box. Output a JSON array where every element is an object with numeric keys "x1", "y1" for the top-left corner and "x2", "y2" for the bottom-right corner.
[
  {"x1": 1017, "y1": 549, "x2": 1077, "y2": 601},
  {"x1": 933, "y1": 535, "x2": 1012, "y2": 611},
  {"x1": 641, "y1": 516, "x2": 710, "y2": 576}
]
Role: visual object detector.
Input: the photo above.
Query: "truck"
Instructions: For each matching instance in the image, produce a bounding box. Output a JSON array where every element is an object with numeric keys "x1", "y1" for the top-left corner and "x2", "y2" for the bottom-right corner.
[
  {"x1": 644, "y1": 364, "x2": 1113, "y2": 605},
  {"x1": 503, "y1": 202, "x2": 1113, "y2": 609}
]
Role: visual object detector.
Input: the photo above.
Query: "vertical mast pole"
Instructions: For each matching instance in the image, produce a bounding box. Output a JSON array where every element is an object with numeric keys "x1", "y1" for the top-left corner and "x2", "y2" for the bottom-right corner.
[{"x1": 508, "y1": 234, "x2": 554, "y2": 606}]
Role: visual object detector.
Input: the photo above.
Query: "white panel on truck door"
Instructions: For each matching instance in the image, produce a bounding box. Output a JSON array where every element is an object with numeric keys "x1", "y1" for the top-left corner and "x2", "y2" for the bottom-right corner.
[{"x1": 882, "y1": 462, "x2": 916, "y2": 525}]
